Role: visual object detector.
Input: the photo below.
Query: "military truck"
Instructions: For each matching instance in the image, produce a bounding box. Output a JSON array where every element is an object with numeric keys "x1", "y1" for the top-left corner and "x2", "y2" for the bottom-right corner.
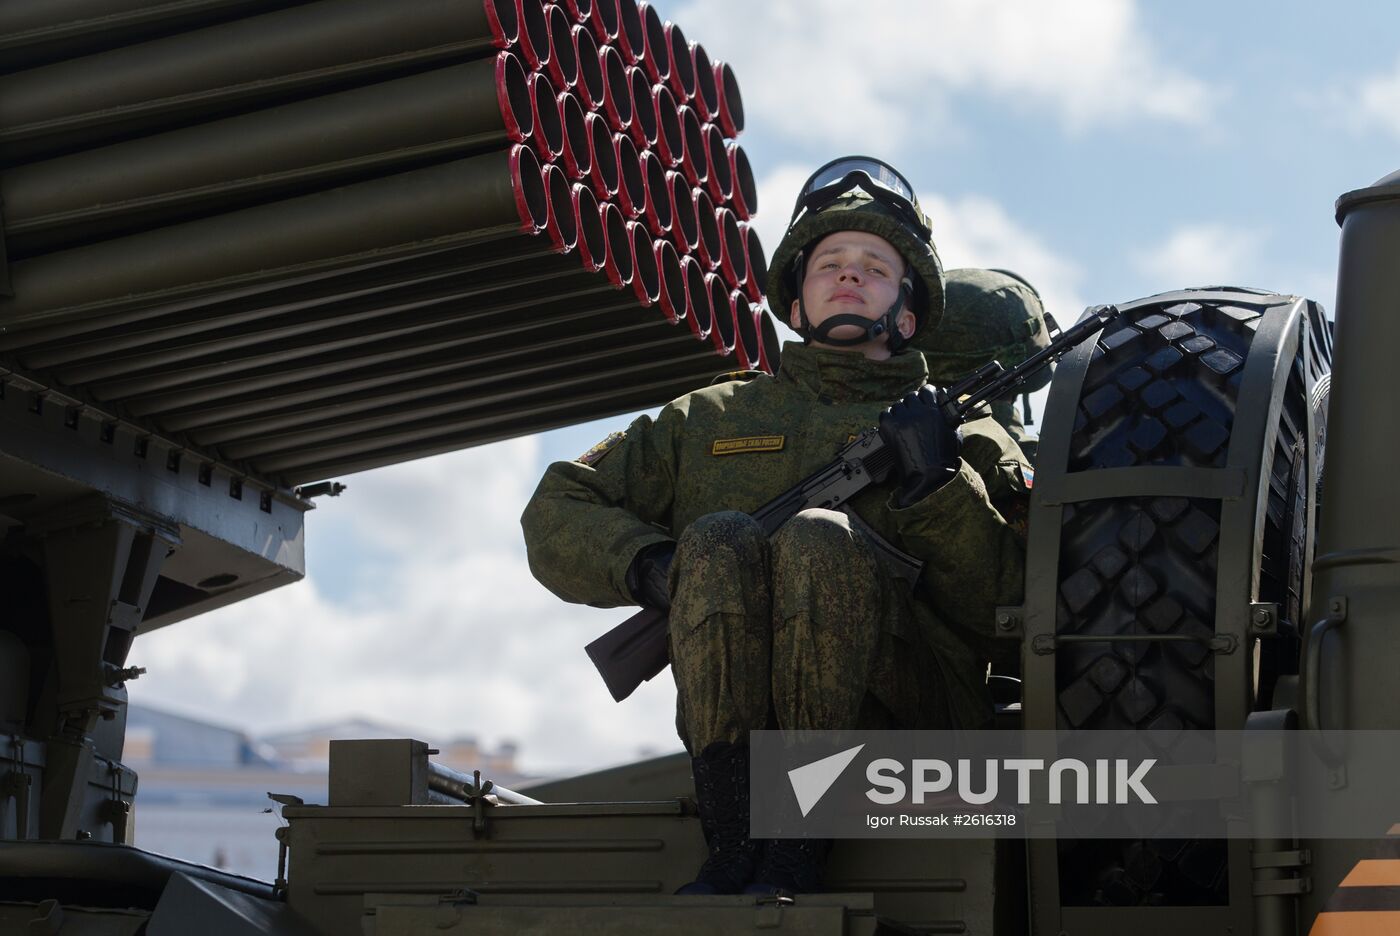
[{"x1": 2, "y1": 1, "x2": 1397, "y2": 934}]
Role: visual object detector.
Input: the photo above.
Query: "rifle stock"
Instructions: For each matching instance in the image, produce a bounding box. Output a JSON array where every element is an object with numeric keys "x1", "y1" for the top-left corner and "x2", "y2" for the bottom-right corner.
[{"x1": 585, "y1": 606, "x2": 669, "y2": 701}]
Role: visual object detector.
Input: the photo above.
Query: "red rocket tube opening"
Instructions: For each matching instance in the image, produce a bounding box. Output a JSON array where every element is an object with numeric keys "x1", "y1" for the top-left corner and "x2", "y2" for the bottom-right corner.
[
  {"x1": 557, "y1": 92, "x2": 591, "y2": 180},
  {"x1": 616, "y1": 0, "x2": 644, "y2": 64},
  {"x1": 667, "y1": 170, "x2": 698, "y2": 252},
  {"x1": 716, "y1": 207, "x2": 748, "y2": 287},
  {"x1": 654, "y1": 84, "x2": 683, "y2": 168},
  {"x1": 545, "y1": 4, "x2": 579, "y2": 90},
  {"x1": 518, "y1": 0, "x2": 552, "y2": 72},
  {"x1": 562, "y1": 0, "x2": 591, "y2": 26},
  {"x1": 528, "y1": 72, "x2": 565, "y2": 158},
  {"x1": 572, "y1": 26, "x2": 603, "y2": 109},
  {"x1": 598, "y1": 44, "x2": 633, "y2": 133},
  {"x1": 637, "y1": 2, "x2": 671, "y2": 85},
  {"x1": 664, "y1": 21, "x2": 696, "y2": 101},
  {"x1": 599, "y1": 201, "x2": 634, "y2": 287},
  {"x1": 588, "y1": 0, "x2": 620, "y2": 44},
  {"x1": 679, "y1": 106, "x2": 707, "y2": 186},
  {"x1": 740, "y1": 222, "x2": 767, "y2": 303},
  {"x1": 613, "y1": 131, "x2": 646, "y2": 219},
  {"x1": 494, "y1": 51, "x2": 534, "y2": 145},
  {"x1": 639, "y1": 148, "x2": 672, "y2": 235},
  {"x1": 681, "y1": 255, "x2": 712, "y2": 340},
  {"x1": 714, "y1": 60, "x2": 744, "y2": 137},
  {"x1": 626, "y1": 66, "x2": 658, "y2": 147},
  {"x1": 702, "y1": 122, "x2": 732, "y2": 201},
  {"x1": 655, "y1": 239, "x2": 687, "y2": 324},
  {"x1": 542, "y1": 162, "x2": 578, "y2": 252},
  {"x1": 629, "y1": 220, "x2": 661, "y2": 306},
  {"x1": 693, "y1": 187, "x2": 720, "y2": 270},
  {"x1": 509, "y1": 144, "x2": 550, "y2": 234},
  {"x1": 572, "y1": 183, "x2": 606, "y2": 272},
  {"x1": 705, "y1": 272, "x2": 736, "y2": 354},
  {"x1": 728, "y1": 141, "x2": 756, "y2": 219},
  {"x1": 732, "y1": 289, "x2": 760, "y2": 368},
  {"x1": 486, "y1": 0, "x2": 521, "y2": 48},
  {"x1": 690, "y1": 42, "x2": 718, "y2": 121},
  {"x1": 583, "y1": 111, "x2": 619, "y2": 198}
]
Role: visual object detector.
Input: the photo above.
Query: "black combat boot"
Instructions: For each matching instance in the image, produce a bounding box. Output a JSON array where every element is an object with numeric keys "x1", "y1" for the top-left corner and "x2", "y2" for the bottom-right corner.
[
  {"x1": 675, "y1": 741, "x2": 761, "y2": 895},
  {"x1": 744, "y1": 837, "x2": 832, "y2": 895}
]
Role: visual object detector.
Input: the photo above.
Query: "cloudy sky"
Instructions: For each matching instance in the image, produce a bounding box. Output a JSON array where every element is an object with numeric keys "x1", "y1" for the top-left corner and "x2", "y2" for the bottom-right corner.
[{"x1": 132, "y1": 0, "x2": 1399, "y2": 776}]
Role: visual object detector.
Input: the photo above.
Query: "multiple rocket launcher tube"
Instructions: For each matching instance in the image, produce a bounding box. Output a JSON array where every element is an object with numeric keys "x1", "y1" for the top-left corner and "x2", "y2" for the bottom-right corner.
[
  {"x1": 0, "y1": 0, "x2": 770, "y2": 369},
  {"x1": 0, "y1": 0, "x2": 775, "y2": 483},
  {"x1": 503, "y1": 0, "x2": 772, "y2": 370}
]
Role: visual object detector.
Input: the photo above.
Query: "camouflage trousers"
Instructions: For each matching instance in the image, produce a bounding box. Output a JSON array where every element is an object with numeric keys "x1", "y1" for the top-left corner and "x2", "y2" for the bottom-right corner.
[{"x1": 668, "y1": 509, "x2": 945, "y2": 754}]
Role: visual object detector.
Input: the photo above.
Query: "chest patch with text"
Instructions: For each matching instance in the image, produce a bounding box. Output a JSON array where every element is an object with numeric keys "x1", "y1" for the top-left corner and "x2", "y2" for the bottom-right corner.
[{"x1": 711, "y1": 435, "x2": 786, "y2": 456}]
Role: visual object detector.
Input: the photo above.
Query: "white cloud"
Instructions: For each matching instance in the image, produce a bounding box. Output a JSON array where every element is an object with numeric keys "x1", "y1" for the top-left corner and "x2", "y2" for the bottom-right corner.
[
  {"x1": 675, "y1": 0, "x2": 1213, "y2": 151},
  {"x1": 1129, "y1": 223, "x2": 1269, "y2": 292},
  {"x1": 132, "y1": 440, "x2": 682, "y2": 778},
  {"x1": 1347, "y1": 56, "x2": 1400, "y2": 141},
  {"x1": 923, "y1": 192, "x2": 1088, "y2": 325}
]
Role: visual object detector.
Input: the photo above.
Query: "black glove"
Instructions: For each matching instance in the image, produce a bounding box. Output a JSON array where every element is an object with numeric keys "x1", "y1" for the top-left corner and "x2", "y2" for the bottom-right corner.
[
  {"x1": 878, "y1": 385, "x2": 962, "y2": 508},
  {"x1": 625, "y1": 542, "x2": 676, "y2": 610}
]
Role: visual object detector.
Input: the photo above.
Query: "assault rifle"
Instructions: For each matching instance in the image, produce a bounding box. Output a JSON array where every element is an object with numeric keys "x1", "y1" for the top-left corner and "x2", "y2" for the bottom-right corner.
[{"x1": 585, "y1": 304, "x2": 1122, "y2": 702}]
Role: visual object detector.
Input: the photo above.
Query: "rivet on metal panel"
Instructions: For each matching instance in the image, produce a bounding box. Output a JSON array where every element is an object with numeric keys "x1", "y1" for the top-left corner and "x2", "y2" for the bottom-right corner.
[
  {"x1": 1250, "y1": 602, "x2": 1279, "y2": 633},
  {"x1": 995, "y1": 606, "x2": 1024, "y2": 638}
]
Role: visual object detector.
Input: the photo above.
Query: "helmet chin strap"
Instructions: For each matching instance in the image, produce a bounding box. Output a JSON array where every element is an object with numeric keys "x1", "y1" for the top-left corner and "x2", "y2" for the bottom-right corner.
[{"x1": 797, "y1": 252, "x2": 914, "y2": 350}]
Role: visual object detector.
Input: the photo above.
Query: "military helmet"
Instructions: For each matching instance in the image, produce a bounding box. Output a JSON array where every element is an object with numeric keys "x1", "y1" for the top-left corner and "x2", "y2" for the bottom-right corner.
[
  {"x1": 916, "y1": 267, "x2": 1055, "y2": 390},
  {"x1": 767, "y1": 156, "x2": 945, "y2": 352}
]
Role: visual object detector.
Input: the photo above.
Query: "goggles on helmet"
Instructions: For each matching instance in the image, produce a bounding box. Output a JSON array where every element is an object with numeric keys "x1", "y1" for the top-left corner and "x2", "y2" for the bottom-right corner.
[{"x1": 787, "y1": 155, "x2": 930, "y2": 239}]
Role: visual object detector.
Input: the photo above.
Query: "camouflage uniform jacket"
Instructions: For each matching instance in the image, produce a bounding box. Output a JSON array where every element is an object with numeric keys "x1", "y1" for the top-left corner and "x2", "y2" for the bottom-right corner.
[{"x1": 521, "y1": 341, "x2": 1030, "y2": 728}]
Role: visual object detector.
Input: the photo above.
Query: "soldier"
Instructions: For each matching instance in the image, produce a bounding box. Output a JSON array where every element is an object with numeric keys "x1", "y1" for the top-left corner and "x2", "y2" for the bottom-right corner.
[
  {"x1": 926, "y1": 267, "x2": 1055, "y2": 462},
  {"x1": 521, "y1": 157, "x2": 1030, "y2": 895}
]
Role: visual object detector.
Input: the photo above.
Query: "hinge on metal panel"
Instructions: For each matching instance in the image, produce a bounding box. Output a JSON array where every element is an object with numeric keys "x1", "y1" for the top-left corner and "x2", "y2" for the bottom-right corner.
[
  {"x1": 1253, "y1": 877, "x2": 1311, "y2": 896},
  {"x1": 1252, "y1": 848, "x2": 1310, "y2": 870},
  {"x1": 754, "y1": 893, "x2": 794, "y2": 929},
  {"x1": 101, "y1": 798, "x2": 131, "y2": 843}
]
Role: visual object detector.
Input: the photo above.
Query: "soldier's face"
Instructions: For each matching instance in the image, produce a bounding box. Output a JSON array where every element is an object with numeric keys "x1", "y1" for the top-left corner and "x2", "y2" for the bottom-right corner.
[{"x1": 791, "y1": 230, "x2": 917, "y2": 360}]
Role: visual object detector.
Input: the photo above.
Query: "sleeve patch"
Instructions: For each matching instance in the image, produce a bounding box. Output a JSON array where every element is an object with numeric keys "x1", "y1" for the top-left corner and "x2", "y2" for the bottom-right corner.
[
  {"x1": 711, "y1": 435, "x2": 785, "y2": 455},
  {"x1": 709, "y1": 369, "x2": 764, "y2": 386},
  {"x1": 576, "y1": 430, "x2": 626, "y2": 466}
]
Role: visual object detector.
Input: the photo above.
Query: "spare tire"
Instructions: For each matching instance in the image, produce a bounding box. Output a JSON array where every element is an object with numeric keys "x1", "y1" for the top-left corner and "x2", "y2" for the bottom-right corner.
[{"x1": 1019, "y1": 288, "x2": 1332, "y2": 910}]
